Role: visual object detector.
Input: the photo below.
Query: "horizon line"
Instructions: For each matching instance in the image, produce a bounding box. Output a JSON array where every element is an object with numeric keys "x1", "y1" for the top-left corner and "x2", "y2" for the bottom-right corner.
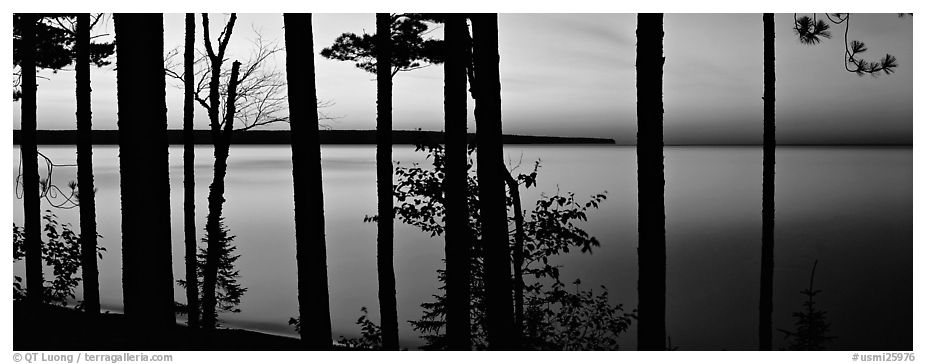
[{"x1": 10, "y1": 129, "x2": 912, "y2": 147}]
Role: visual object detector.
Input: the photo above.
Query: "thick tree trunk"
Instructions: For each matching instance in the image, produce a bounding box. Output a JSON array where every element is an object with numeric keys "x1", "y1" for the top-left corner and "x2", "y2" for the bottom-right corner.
[
  {"x1": 114, "y1": 13, "x2": 175, "y2": 338},
  {"x1": 759, "y1": 12, "x2": 777, "y2": 351},
  {"x1": 472, "y1": 13, "x2": 516, "y2": 350},
  {"x1": 19, "y1": 13, "x2": 44, "y2": 306},
  {"x1": 183, "y1": 12, "x2": 200, "y2": 328},
  {"x1": 375, "y1": 12, "x2": 400, "y2": 351},
  {"x1": 283, "y1": 13, "x2": 333, "y2": 349},
  {"x1": 443, "y1": 13, "x2": 472, "y2": 350},
  {"x1": 635, "y1": 13, "x2": 667, "y2": 351},
  {"x1": 76, "y1": 13, "x2": 100, "y2": 315},
  {"x1": 201, "y1": 61, "x2": 240, "y2": 329}
]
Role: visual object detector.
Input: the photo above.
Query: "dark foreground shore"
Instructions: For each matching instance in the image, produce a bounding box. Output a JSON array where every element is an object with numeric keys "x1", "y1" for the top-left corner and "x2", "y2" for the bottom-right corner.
[{"x1": 13, "y1": 302, "x2": 307, "y2": 350}]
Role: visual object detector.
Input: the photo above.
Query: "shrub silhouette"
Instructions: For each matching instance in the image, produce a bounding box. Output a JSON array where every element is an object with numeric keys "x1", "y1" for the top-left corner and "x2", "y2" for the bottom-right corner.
[
  {"x1": 13, "y1": 210, "x2": 104, "y2": 306},
  {"x1": 355, "y1": 144, "x2": 631, "y2": 350}
]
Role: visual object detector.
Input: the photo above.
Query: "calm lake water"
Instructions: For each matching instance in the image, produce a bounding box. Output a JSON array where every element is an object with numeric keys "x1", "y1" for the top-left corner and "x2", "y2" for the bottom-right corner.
[{"x1": 11, "y1": 145, "x2": 912, "y2": 350}]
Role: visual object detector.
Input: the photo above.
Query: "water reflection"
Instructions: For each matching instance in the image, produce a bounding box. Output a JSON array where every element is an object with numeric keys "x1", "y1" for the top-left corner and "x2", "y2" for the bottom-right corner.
[{"x1": 11, "y1": 145, "x2": 912, "y2": 350}]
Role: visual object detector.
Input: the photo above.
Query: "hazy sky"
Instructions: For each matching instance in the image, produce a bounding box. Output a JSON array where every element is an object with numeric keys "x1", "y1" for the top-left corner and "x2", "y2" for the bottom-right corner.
[{"x1": 12, "y1": 13, "x2": 913, "y2": 144}]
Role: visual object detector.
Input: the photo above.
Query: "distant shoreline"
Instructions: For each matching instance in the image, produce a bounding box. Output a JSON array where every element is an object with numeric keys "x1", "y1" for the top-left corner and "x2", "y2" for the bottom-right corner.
[
  {"x1": 11, "y1": 129, "x2": 616, "y2": 145},
  {"x1": 11, "y1": 130, "x2": 911, "y2": 147}
]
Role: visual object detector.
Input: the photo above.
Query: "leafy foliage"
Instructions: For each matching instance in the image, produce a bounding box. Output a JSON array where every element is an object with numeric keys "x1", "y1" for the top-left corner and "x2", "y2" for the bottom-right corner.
[
  {"x1": 522, "y1": 279, "x2": 632, "y2": 350},
  {"x1": 320, "y1": 13, "x2": 444, "y2": 76},
  {"x1": 359, "y1": 144, "x2": 630, "y2": 350},
  {"x1": 779, "y1": 260, "x2": 835, "y2": 350},
  {"x1": 13, "y1": 225, "x2": 26, "y2": 301},
  {"x1": 288, "y1": 307, "x2": 385, "y2": 350},
  {"x1": 177, "y1": 218, "x2": 246, "y2": 327},
  {"x1": 12, "y1": 210, "x2": 105, "y2": 305},
  {"x1": 337, "y1": 307, "x2": 384, "y2": 349},
  {"x1": 521, "y1": 191, "x2": 607, "y2": 282}
]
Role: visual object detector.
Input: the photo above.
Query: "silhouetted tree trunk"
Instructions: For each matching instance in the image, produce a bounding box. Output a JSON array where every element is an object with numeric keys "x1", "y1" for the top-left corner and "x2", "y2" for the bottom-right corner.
[
  {"x1": 75, "y1": 13, "x2": 100, "y2": 315},
  {"x1": 759, "y1": 12, "x2": 776, "y2": 351},
  {"x1": 635, "y1": 13, "x2": 666, "y2": 351},
  {"x1": 19, "y1": 13, "x2": 44, "y2": 306},
  {"x1": 202, "y1": 61, "x2": 239, "y2": 329},
  {"x1": 113, "y1": 13, "x2": 175, "y2": 336},
  {"x1": 200, "y1": 13, "x2": 237, "y2": 329},
  {"x1": 283, "y1": 13, "x2": 333, "y2": 349},
  {"x1": 443, "y1": 13, "x2": 472, "y2": 350},
  {"x1": 183, "y1": 12, "x2": 200, "y2": 328},
  {"x1": 472, "y1": 13, "x2": 516, "y2": 350},
  {"x1": 375, "y1": 12, "x2": 400, "y2": 350},
  {"x1": 504, "y1": 171, "x2": 525, "y2": 338}
]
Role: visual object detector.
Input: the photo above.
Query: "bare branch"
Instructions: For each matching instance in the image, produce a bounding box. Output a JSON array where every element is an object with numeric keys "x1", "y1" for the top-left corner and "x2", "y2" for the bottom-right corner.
[
  {"x1": 51, "y1": 17, "x2": 76, "y2": 36},
  {"x1": 89, "y1": 13, "x2": 104, "y2": 29},
  {"x1": 176, "y1": 21, "x2": 339, "y2": 134},
  {"x1": 164, "y1": 48, "x2": 184, "y2": 81}
]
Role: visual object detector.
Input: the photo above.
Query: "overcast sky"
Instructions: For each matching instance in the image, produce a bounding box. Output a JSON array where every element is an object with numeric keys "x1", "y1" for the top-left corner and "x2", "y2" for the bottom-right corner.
[{"x1": 12, "y1": 13, "x2": 913, "y2": 144}]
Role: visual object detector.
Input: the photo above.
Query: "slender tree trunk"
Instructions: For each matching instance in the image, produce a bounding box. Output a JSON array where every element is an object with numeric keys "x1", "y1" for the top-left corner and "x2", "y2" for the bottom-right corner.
[
  {"x1": 504, "y1": 171, "x2": 525, "y2": 339},
  {"x1": 75, "y1": 13, "x2": 100, "y2": 315},
  {"x1": 201, "y1": 61, "x2": 239, "y2": 329},
  {"x1": 114, "y1": 13, "x2": 175, "y2": 338},
  {"x1": 183, "y1": 12, "x2": 200, "y2": 328},
  {"x1": 283, "y1": 13, "x2": 333, "y2": 349},
  {"x1": 198, "y1": 12, "x2": 237, "y2": 330},
  {"x1": 472, "y1": 13, "x2": 516, "y2": 350},
  {"x1": 635, "y1": 13, "x2": 666, "y2": 351},
  {"x1": 202, "y1": 14, "x2": 232, "y2": 135},
  {"x1": 759, "y1": 12, "x2": 777, "y2": 351},
  {"x1": 443, "y1": 13, "x2": 472, "y2": 350},
  {"x1": 19, "y1": 13, "x2": 44, "y2": 306},
  {"x1": 375, "y1": 12, "x2": 400, "y2": 350}
]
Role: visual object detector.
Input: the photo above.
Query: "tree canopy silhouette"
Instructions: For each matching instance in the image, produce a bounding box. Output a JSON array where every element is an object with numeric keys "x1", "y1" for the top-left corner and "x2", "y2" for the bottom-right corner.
[
  {"x1": 793, "y1": 13, "x2": 900, "y2": 76},
  {"x1": 12, "y1": 14, "x2": 115, "y2": 100},
  {"x1": 320, "y1": 13, "x2": 443, "y2": 76}
]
